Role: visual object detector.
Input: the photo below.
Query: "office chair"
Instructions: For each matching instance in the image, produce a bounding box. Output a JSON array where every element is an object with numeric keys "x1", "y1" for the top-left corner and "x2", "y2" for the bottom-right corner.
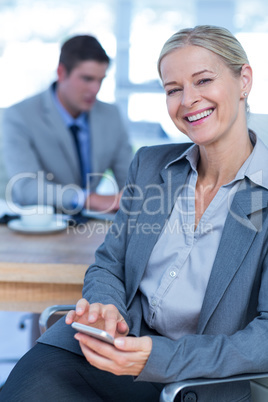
[{"x1": 39, "y1": 305, "x2": 268, "y2": 402}]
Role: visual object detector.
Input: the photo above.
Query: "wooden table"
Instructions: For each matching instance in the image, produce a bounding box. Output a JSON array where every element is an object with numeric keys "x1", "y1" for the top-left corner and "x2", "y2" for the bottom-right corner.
[{"x1": 0, "y1": 219, "x2": 110, "y2": 313}]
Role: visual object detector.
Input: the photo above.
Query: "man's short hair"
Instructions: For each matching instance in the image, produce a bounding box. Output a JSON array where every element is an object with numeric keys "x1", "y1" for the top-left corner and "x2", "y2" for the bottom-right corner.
[{"x1": 59, "y1": 35, "x2": 110, "y2": 73}]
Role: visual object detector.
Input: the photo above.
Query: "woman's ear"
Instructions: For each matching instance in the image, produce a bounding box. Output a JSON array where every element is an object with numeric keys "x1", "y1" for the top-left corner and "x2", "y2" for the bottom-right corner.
[{"x1": 240, "y1": 64, "x2": 253, "y2": 98}]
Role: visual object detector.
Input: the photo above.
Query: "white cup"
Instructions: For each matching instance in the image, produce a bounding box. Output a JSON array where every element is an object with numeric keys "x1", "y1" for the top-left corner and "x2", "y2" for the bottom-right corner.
[{"x1": 20, "y1": 205, "x2": 54, "y2": 227}]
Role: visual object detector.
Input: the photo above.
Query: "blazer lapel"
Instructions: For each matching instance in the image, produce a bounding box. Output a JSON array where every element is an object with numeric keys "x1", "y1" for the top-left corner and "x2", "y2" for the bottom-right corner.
[
  {"x1": 126, "y1": 159, "x2": 191, "y2": 306},
  {"x1": 197, "y1": 180, "x2": 268, "y2": 334}
]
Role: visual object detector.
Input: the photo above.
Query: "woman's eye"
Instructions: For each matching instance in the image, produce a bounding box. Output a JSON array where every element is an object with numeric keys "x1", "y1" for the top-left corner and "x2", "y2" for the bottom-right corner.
[
  {"x1": 198, "y1": 78, "x2": 212, "y2": 85},
  {"x1": 167, "y1": 88, "x2": 181, "y2": 96}
]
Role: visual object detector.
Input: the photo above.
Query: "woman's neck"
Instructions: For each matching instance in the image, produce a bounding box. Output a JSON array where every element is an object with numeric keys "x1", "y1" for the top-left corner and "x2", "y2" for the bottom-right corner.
[{"x1": 197, "y1": 132, "x2": 253, "y2": 188}]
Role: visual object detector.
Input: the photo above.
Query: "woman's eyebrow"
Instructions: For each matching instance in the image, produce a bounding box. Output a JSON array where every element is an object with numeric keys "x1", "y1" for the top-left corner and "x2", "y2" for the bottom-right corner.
[
  {"x1": 163, "y1": 69, "x2": 214, "y2": 87},
  {"x1": 163, "y1": 80, "x2": 177, "y2": 88},
  {"x1": 192, "y1": 69, "x2": 213, "y2": 77}
]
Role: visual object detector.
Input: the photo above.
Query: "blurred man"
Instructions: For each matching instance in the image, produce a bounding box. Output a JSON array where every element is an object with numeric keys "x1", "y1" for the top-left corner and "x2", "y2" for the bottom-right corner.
[{"x1": 3, "y1": 35, "x2": 133, "y2": 214}]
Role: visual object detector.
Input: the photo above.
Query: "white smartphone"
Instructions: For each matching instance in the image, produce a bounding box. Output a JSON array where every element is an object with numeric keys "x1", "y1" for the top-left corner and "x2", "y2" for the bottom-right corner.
[{"x1": 71, "y1": 322, "x2": 115, "y2": 345}]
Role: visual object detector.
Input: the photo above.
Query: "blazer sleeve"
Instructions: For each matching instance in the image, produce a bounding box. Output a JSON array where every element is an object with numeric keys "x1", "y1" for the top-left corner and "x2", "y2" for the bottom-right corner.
[{"x1": 90, "y1": 101, "x2": 133, "y2": 192}]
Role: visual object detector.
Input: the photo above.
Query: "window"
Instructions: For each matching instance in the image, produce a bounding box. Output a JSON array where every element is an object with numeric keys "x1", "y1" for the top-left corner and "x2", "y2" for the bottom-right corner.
[{"x1": 0, "y1": 0, "x2": 267, "y2": 144}]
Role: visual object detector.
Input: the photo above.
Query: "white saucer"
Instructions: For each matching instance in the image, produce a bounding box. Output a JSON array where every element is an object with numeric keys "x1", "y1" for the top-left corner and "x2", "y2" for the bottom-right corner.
[{"x1": 7, "y1": 219, "x2": 68, "y2": 234}]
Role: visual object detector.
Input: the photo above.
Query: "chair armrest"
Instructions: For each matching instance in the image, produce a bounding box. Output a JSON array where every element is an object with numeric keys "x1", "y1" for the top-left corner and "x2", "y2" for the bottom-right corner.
[
  {"x1": 39, "y1": 304, "x2": 76, "y2": 334},
  {"x1": 159, "y1": 372, "x2": 268, "y2": 402}
]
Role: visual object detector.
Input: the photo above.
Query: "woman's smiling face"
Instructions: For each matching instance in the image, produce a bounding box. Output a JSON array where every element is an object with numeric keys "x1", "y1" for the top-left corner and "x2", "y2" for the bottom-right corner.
[{"x1": 160, "y1": 45, "x2": 248, "y2": 147}]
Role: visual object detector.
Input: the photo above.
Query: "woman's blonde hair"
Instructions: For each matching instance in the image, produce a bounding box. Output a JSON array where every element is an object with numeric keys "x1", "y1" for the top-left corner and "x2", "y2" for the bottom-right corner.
[{"x1": 157, "y1": 25, "x2": 249, "y2": 79}]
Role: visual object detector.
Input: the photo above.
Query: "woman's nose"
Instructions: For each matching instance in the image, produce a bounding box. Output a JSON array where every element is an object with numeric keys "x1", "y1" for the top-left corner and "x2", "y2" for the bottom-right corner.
[{"x1": 181, "y1": 86, "x2": 200, "y2": 108}]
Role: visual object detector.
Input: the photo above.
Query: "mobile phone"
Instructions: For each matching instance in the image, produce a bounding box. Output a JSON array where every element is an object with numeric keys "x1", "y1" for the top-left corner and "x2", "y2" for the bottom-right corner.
[{"x1": 71, "y1": 322, "x2": 115, "y2": 345}]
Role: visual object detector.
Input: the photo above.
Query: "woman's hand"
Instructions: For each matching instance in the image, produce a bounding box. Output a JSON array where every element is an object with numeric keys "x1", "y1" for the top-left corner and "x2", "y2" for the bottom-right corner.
[
  {"x1": 74, "y1": 332, "x2": 152, "y2": 376},
  {"x1": 66, "y1": 299, "x2": 152, "y2": 376},
  {"x1": 65, "y1": 298, "x2": 129, "y2": 338}
]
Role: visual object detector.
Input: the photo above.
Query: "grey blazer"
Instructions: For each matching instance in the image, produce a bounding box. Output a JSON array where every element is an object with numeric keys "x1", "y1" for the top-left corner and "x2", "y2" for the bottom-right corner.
[
  {"x1": 2, "y1": 84, "x2": 133, "y2": 209},
  {"x1": 39, "y1": 141, "x2": 268, "y2": 402}
]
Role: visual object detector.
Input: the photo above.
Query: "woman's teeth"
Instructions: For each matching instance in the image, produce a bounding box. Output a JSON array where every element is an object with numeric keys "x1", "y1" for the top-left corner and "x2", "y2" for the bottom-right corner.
[{"x1": 187, "y1": 109, "x2": 213, "y2": 122}]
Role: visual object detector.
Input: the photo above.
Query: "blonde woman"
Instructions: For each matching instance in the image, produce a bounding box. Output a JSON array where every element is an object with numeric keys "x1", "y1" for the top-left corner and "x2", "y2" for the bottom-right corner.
[{"x1": 1, "y1": 25, "x2": 268, "y2": 402}]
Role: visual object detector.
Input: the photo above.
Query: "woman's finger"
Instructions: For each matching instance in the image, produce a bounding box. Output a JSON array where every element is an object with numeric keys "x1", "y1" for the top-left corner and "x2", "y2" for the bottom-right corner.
[{"x1": 65, "y1": 299, "x2": 89, "y2": 324}]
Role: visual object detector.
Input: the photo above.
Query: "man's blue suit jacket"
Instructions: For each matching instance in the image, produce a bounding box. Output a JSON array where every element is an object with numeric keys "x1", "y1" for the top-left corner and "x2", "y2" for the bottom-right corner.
[{"x1": 2, "y1": 84, "x2": 133, "y2": 209}]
